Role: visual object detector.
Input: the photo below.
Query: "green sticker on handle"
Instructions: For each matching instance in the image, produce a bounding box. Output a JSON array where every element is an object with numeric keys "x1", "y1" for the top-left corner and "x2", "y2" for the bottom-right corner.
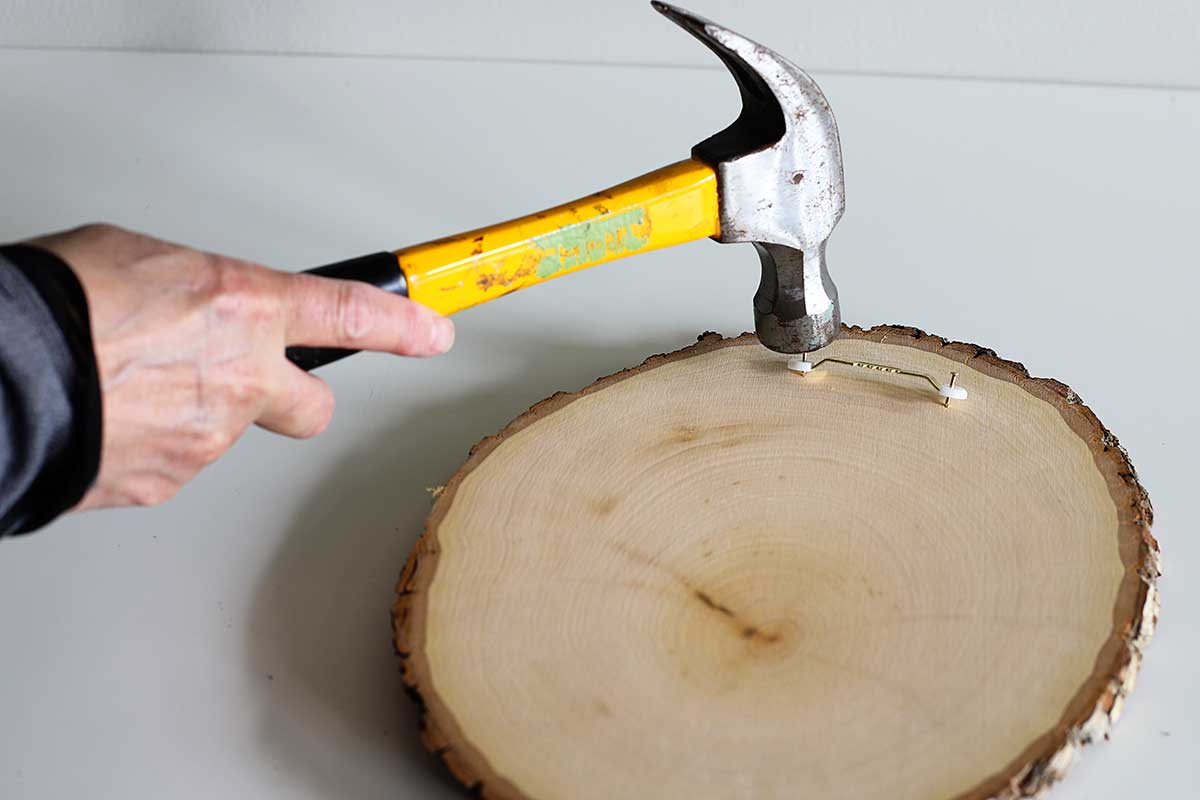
[{"x1": 532, "y1": 208, "x2": 650, "y2": 278}]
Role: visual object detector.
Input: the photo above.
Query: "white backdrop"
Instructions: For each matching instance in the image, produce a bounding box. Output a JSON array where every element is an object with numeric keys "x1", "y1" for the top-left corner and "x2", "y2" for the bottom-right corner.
[
  {"x1": 1, "y1": 0, "x2": 1197, "y2": 89},
  {"x1": 0, "y1": 1, "x2": 1197, "y2": 798},
  {"x1": 0, "y1": 45, "x2": 1197, "y2": 798}
]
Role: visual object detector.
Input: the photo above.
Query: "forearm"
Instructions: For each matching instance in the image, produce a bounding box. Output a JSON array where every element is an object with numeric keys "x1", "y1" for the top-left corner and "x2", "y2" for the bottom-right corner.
[{"x1": 0, "y1": 244, "x2": 101, "y2": 537}]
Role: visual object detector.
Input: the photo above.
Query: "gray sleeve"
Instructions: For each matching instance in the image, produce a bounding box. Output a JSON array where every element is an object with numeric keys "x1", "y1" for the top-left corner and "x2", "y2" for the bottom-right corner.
[{"x1": 0, "y1": 245, "x2": 102, "y2": 537}]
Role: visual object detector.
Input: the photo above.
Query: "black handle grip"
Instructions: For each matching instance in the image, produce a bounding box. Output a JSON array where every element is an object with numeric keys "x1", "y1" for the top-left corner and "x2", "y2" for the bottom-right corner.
[{"x1": 285, "y1": 251, "x2": 407, "y2": 371}]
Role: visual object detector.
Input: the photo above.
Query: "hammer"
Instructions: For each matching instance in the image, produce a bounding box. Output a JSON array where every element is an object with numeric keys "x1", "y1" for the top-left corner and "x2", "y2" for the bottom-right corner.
[{"x1": 287, "y1": 2, "x2": 844, "y2": 369}]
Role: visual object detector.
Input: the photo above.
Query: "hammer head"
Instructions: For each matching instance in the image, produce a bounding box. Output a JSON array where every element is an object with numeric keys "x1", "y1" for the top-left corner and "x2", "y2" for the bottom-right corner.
[{"x1": 653, "y1": 2, "x2": 845, "y2": 354}]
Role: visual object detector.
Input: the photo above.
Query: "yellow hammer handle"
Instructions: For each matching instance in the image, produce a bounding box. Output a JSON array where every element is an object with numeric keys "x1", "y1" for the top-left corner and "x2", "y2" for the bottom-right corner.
[{"x1": 398, "y1": 159, "x2": 719, "y2": 316}]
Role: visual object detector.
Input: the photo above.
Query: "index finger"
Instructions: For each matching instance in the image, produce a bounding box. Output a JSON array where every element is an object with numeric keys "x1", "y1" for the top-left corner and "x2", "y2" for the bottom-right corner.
[{"x1": 283, "y1": 272, "x2": 454, "y2": 357}]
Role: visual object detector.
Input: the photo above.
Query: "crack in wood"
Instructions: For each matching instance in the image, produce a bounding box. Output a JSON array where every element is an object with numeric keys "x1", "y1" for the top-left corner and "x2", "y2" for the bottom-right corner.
[{"x1": 608, "y1": 540, "x2": 782, "y2": 645}]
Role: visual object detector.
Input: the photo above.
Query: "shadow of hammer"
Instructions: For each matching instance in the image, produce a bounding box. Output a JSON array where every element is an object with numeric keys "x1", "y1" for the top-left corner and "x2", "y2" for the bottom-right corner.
[{"x1": 288, "y1": 1, "x2": 845, "y2": 370}]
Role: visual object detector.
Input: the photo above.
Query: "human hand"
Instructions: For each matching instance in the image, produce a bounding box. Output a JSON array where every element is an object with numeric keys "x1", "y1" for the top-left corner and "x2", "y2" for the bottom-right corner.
[{"x1": 32, "y1": 224, "x2": 454, "y2": 510}]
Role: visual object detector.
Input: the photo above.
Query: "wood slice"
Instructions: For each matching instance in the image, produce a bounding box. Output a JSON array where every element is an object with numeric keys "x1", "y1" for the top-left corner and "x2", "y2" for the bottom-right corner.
[{"x1": 393, "y1": 325, "x2": 1158, "y2": 800}]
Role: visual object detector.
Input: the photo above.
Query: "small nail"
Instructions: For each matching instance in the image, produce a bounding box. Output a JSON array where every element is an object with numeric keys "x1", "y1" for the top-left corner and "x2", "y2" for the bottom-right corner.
[{"x1": 432, "y1": 316, "x2": 455, "y2": 353}]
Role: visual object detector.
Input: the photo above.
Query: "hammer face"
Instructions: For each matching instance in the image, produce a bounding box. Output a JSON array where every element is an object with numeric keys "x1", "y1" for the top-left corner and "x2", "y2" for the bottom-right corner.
[{"x1": 753, "y1": 243, "x2": 840, "y2": 353}]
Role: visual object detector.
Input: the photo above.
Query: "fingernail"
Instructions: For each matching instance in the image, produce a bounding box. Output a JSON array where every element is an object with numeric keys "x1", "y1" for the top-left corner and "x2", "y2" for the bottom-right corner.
[{"x1": 432, "y1": 316, "x2": 455, "y2": 353}]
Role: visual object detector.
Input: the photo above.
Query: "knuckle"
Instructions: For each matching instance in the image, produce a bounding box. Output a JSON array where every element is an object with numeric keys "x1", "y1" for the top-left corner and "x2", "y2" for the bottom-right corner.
[
  {"x1": 334, "y1": 283, "x2": 376, "y2": 344},
  {"x1": 221, "y1": 368, "x2": 268, "y2": 411},
  {"x1": 75, "y1": 222, "x2": 122, "y2": 239},
  {"x1": 178, "y1": 251, "x2": 222, "y2": 296},
  {"x1": 398, "y1": 302, "x2": 425, "y2": 351},
  {"x1": 208, "y1": 259, "x2": 276, "y2": 323},
  {"x1": 191, "y1": 428, "x2": 234, "y2": 465},
  {"x1": 208, "y1": 258, "x2": 248, "y2": 300},
  {"x1": 128, "y1": 478, "x2": 179, "y2": 507},
  {"x1": 234, "y1": 381, "x2": 268, "y2": 413}
]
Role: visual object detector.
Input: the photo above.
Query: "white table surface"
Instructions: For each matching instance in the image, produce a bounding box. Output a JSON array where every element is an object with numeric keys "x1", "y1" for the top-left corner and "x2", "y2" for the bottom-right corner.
[{"x1": 0, "y1": 48, "x2": 1196, "y2": 799}]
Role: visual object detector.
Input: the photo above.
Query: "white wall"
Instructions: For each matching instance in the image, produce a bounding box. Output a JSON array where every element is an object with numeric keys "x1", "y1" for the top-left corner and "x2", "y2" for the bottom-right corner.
[{"x1": 1, "y1": 0, "x2": 1197, "y2": 90}]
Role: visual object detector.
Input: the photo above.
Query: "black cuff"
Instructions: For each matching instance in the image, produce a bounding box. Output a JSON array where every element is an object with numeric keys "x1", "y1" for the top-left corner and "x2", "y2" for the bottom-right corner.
[{"x1": 0, "y1": 244, "x2": 102, "y2": 535}]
